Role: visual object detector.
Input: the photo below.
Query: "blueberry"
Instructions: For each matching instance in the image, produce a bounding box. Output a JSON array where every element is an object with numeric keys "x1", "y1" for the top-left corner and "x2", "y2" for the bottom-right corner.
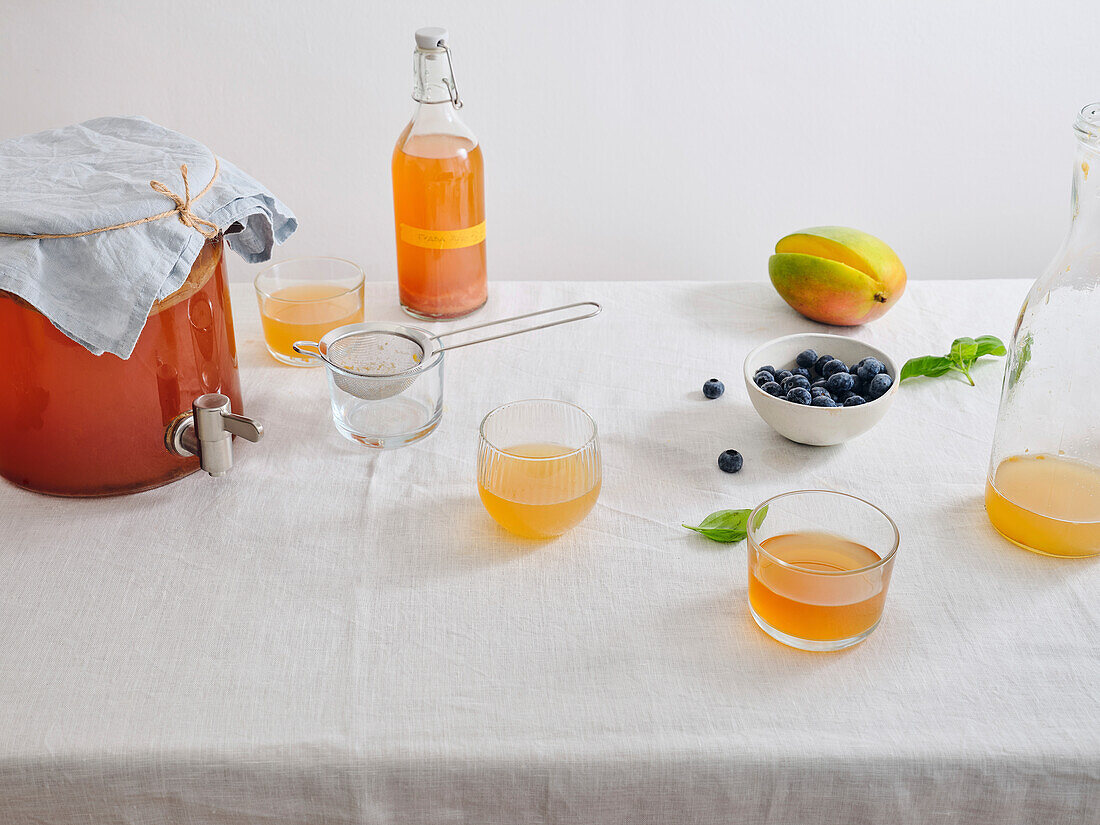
[
  {"x1": 834, "y1": 390, "x2": 854, "y2": 403},
  {"x1": 775, "y1": 370, "x2": 793, "y2": 383},
  {"x1": 843, "y1": 395, "x2": 867, "y2": 406},
  {"x1": 796, "y1": 349, "x2": 819, "y2": 369},
  {"x1": 814, "y1": 354, "x2": 834, "y2": 376},
  {"x1": 718, "y1": 449, "x2": 743, "y2": 474},
  {"x1": 868, "y1": 373, "x2": 893, "y2": 399},
  {"x1": 811, "y1": 395, "x2": 837, "y2": 407},
  {"x1": 822, "y1": 359, "x2": 848, "y2": 378},
  {"x1": 783, "y1": 375, "x2": 811, "y2": 391},
  {"x1": 761, "y1": 381, "x2": 784, "y2": 398},
  {"x1": 793, "y1": 366, "x2": 812, "y2": 381},
  {"x1": 825, "y1": 372, "x2": 855, "y2": 393},
  {"x1": 857, "y1": 358, "x2": 885, "y2": 384},
  {"x1": 810, "y1": 387, "x2": 831, "y2": 399},
  {"x1": 702, "y1": 378, "x2": 725, "y2": 399},
  {"x1": 786, "y1": 387, "x2": 812, "y2": 405},
  {"x1": 753, "y1": 370, "x2": 774, "y2": 388},
  {"x1": 811, "y1": 379, "x2": 827, "y2": 389},
  {"x1": 757, "y1": 365, "x2": 776, "y2": 376}
]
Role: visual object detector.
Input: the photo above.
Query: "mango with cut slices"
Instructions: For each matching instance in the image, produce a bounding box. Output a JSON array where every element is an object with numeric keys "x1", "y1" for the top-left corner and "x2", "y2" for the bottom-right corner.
[{"x1": 768, "y1": 227, "x2": 906, "y2": 326}]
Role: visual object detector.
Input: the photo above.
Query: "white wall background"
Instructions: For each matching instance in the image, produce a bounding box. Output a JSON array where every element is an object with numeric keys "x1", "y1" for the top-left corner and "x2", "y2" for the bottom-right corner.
[{"x1": 2, "y1": 0, "x2": 1097, "y2": 284}]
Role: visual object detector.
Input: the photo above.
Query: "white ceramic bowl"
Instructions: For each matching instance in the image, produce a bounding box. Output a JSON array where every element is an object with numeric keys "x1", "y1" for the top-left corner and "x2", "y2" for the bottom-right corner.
[{"x1": 743, "y1": 333, "x2": 899, "y2": 447}]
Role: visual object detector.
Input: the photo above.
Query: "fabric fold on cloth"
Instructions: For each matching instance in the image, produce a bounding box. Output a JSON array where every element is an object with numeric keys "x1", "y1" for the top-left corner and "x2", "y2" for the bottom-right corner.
[{"x1": 0, "y1": 115, "x2": 297, "y2": 358}]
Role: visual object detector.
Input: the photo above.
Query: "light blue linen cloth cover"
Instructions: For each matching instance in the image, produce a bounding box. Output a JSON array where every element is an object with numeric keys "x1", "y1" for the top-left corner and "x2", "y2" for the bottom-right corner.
[{"x1": 0, "y1": 116, "x2": 297, "y2": 357}]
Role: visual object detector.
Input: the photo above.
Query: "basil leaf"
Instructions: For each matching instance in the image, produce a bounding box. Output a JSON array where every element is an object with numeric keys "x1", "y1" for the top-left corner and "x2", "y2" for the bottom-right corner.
[
  {"x1": 949, "y1": 337, "x2": 979, "y2": 370},
  {"x1": 683, "y1": 508, "x2": 752, "y2": 543},
  {"x1": 900, "y1": 355, "x2": 954, "y2": 382},
  {"x1": 974, "y1": 335, "x2": 1007, "y2": 359},
  {"x1": 751, "y1": 505, "x2": 769, "y2": 531},
  {"x1": 902, "y1": 335, "x2": 1007, "y2": 386}
]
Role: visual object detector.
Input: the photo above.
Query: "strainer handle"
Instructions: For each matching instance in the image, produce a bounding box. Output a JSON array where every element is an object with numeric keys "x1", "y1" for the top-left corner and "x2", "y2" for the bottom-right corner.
[
  {"x1": 292, "y1": 341, "x2": 323, "y2": 360},
  {"x1": 433, "y1": 301, "x2": 602, "y2": 353}
]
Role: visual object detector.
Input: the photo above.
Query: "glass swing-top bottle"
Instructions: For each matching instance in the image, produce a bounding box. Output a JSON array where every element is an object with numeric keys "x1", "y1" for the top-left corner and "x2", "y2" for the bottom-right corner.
[
  {"x1": 985, "y1": 103, "x2": 1100, "y2": 558},
  {"x1": 392, "y1": 27, "x2": 487, "y2": 320}
]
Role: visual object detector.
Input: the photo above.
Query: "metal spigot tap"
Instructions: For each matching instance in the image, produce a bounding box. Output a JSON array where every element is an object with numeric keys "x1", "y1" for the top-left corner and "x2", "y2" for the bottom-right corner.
[{"x1": 166, "y1": 394, "x2": 263, "y2": 477}]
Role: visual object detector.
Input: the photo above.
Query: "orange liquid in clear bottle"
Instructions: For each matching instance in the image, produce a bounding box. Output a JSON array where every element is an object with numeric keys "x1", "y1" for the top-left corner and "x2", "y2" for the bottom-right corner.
[
  {"x1": 478, "y1": 443, "x2": 601, "y2": 539},
  {"x1": 985, "y1": 454, "x2": 1100, "y2": 558},
  {"x1": 749, "y1": 532, "x2": 887, "y2": 642},
  {"x1": 392, "y1": 131, "x2": 486, "y2": 319}
]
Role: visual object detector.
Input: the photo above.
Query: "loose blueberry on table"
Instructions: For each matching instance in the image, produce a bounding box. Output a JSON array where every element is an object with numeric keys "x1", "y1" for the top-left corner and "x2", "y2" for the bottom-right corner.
[
  {"x1": 702, "y1": 378, "x2": 725, "y2": 399},
  {"x1": 718, "y1": 449, "x2": 743, "y2": 473}
]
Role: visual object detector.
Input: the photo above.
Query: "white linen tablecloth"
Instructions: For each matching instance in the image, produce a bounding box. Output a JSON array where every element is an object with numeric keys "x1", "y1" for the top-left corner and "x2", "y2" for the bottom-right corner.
[{"x1": 1, "y1": 280, "x2": 1097, "y2": 825}]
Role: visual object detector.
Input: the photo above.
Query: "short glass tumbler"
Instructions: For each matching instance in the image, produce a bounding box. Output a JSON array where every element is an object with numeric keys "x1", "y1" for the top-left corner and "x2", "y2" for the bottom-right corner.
[
  {"x1": 255, "y1": 257, "x2": 365, "y2": 366},
  {"x1": 316, "y1": 325, "x2": 444, "y2": 450},
  {"x1": 746, "y1": 490, "x2": 899, "y2": 652},
  {"x1": 477, "y1": 400, "x2": 601, "y2": 539}
]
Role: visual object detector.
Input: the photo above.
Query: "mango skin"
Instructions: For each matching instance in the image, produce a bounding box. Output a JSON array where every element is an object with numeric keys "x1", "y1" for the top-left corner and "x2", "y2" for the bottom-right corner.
[{"x1": 768, "y1": 226, "x2": 906, "y2": 326}]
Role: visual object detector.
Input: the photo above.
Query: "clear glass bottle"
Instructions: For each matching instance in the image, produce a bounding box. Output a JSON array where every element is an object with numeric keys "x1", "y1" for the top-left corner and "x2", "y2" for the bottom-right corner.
[
  {"x1": 985, "y1": 102, "x2": 1100, "y2": 558},
  {"x1": 392, "y1": 27, "x2": 487, "y2": 320}
]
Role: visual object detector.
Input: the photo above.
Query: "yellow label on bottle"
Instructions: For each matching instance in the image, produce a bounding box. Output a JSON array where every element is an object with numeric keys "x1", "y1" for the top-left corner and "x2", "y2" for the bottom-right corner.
[{"x1": 399, "y1": 221, "x2": 486, "y2": 250}]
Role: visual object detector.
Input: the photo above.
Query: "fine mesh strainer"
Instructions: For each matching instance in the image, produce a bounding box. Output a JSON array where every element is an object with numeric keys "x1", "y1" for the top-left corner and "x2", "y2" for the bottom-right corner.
[{"x1": 292, "y1": 302, "x2": 601, "y2": 401}]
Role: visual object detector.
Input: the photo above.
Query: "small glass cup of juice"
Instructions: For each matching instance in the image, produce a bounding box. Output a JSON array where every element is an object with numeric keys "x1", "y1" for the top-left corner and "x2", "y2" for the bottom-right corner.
[
  {"x1": 477, "y1": 400, "x2": 601, "y2": 539},
  {"x1": 746, "y1": 490, "x2": 899, "y2": 652},
  {"x1": 255, "y1": 257, "x2": 365, "y2": 366}
]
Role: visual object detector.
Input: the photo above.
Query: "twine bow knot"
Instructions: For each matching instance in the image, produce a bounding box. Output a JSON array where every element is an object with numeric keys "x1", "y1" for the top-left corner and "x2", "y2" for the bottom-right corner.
[
  {"x1": 0, "y1": 155, "x2": 221, "y2": 241},
  {"x1": 149, "y1": 162, "x2": 219, "y2": 239}
]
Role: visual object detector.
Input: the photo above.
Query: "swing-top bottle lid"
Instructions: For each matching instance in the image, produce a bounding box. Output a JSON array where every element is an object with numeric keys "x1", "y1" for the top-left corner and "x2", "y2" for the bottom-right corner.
[{"x1": 415, "y1": 27, "x2": 448, "y2": 51}]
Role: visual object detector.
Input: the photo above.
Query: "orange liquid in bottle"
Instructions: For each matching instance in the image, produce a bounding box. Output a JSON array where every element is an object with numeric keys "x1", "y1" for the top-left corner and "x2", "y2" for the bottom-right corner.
[
  {"x1": 749, "y1": 532, "x2": 888, "y2": 642},
  {"x1": 392, "y1": 131, "x2": 486, "y2": 319},
  {"x1": 986, "y1": 454, "x2": 1100, "y2": 558},
  {"x1": 258, "y1": 283, "x2": 363, "y2": 364},
  {"x1": 478, "y1": 443, "x2": 601, "y2": 539}
]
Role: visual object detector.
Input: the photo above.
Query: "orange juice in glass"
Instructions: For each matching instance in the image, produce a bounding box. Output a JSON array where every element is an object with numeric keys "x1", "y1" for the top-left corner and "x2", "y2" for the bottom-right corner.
[
  {"x1": 746, "y1": 491, "x2": 899, "y2": 652},
  {"x1": 478, "y1": 401, "x2": 601, "y2": 539},
  {"x1": 255, "y1": 258, "x2": 364, "y2": 366}
]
